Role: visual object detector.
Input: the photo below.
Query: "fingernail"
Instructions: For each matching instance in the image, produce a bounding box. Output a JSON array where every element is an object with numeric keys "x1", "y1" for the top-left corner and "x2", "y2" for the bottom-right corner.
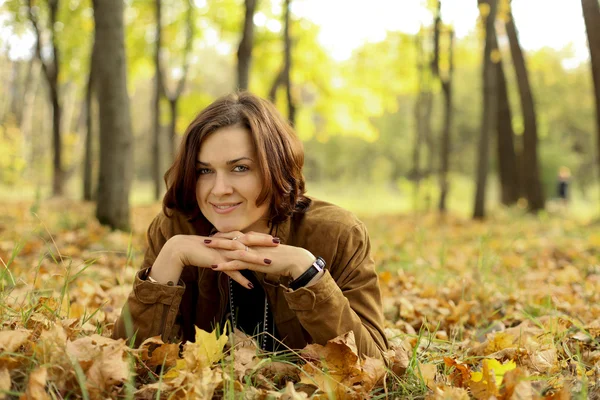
[
  {"x1": 264, "y1": 259, "x2": 272, "y2": 264},
  {"x1": 211, "y1": 264, "x2": 218, "y2": 269},
  {"x1": 204, "y1": 239, "x2": 212, "y2": 244},
  {"x1": 248, "y1": 282, "x2": 254, "y2": 289},
  {"x1": 272, "y1": 238, "x2": 280, "y2": 244}
]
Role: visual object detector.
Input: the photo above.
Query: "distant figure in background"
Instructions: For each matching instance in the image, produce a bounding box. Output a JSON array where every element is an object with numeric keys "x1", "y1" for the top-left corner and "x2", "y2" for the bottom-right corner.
[{"x1": 556, "y1": 166, "x2": 571, "y2": 208}]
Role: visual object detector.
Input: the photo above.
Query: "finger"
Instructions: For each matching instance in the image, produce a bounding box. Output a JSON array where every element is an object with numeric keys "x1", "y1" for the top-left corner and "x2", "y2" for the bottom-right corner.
[
  {"x1": 204, "y1": 238, "x2": 246, "y2": 251},
  {"x1": 222, "y1": 249, "x2": 272, "y2": 266},
  {"x1": 212, "y1": 231, "x2": 244, "y2": 240},
  {"x1": 213, "y1": 260, "x2": 270, "y2": 274},
  {"x1": 224, "y1": 270, "x2": 253, "y2": 289},
  {"x1": 242, "y1": 231, "x2": 280, "y2": 246}
]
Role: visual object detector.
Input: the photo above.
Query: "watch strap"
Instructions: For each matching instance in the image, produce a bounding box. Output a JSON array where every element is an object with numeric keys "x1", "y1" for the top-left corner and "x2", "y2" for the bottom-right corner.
[{"x1": 289, "y1": 256, "x2": 326, "y2": 290}]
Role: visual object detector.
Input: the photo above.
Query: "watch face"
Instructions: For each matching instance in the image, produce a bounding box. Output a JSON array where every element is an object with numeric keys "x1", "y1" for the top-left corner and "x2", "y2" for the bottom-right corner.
[{"x1": 315, "y1": 257, "x2": 325, "y2": 271}]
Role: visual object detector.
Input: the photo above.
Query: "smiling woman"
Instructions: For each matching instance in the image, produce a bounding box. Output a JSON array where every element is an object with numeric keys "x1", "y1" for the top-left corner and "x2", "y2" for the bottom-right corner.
[{"x1": 112, "y1": 92, "x2": 388, "y2": 359}]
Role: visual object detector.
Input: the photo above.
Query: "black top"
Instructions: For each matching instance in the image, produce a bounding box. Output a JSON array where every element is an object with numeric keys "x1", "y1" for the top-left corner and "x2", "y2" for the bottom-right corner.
[{"x1": 226, "y1": 270, "x2": 280, "y2": 351}]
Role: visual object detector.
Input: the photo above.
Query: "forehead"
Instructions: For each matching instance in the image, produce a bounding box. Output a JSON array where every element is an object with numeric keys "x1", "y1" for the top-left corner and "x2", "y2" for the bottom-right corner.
[{"x1": 198, "y1": 125, "x2": 255, "y2": 161}]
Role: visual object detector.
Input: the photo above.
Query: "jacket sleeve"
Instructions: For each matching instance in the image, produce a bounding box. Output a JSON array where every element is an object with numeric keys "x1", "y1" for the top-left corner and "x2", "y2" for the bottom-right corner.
[
  {"x1": 283, "y1": 223, "x2": 388, "y2": 359},
  {"x1": 112, "y1": 215, "x2": 186, "y2": 347}
]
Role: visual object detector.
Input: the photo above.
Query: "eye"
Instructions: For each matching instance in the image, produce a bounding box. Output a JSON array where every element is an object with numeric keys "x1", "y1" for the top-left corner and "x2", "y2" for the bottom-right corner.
[
  {"x1": 233, "y1": 165, "x2": 249, "y2": 172},
  {"x1": 197, "y1": 168, "x2": 212, "y2": 175}
]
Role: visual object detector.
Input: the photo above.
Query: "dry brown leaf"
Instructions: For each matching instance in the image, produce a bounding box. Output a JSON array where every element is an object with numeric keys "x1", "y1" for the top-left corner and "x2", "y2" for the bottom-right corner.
[
  {"x1": 417, "y1": 362, "x2": 437, "y2": 390},
  {"x1": 425, "y1": 385, "x2": 470, "y2": 400},
  {"x1": 278, "y1": 381, "x2": 309, "y2": 399},
  {"x1": 139, "y1": 336, "x2": 180, "y2": 369},
  {"x1": 0, "y1": 329, "x2": 31, "y2": 353},
  {"x1": 444, "y1": 357, "x2": 471, "y2": 388},
  {"x1": 300, "y1": 332, "x2": 364, "y2": 399},
  {"x1": 360, "y1": 356, "x2": 386, "y2": 392},
  {"x1": 25, "y1": 367, "x2": 50, "y2": 400},
  {"x1": 385, "y1": 340, "x2": 411, "y2": 376},
  {"x1": 501, "y1": 367, "x2": 533, "y2": 400}
]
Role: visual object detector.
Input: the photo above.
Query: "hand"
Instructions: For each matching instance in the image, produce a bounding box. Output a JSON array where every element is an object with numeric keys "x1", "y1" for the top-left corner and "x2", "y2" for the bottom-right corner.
[
  {"x1": 204, "y1": 231, "x2": 315, "y2": 280},
  {"x1": 149, "y1": 234, "x2": 253, "y2": 289}
]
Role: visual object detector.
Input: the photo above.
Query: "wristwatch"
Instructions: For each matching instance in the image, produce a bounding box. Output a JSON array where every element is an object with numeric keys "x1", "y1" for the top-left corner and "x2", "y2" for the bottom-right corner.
[{"x1": 289, "y1": 256, "x2": 326, "y2": 290}]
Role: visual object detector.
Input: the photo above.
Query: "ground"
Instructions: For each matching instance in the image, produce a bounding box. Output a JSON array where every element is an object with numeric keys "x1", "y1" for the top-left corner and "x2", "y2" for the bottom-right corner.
[{"x1": 1, "y1": 199, "x2": 599, "y2": 399}]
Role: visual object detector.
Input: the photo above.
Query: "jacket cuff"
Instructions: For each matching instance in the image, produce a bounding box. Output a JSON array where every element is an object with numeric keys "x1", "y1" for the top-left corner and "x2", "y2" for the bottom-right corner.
[
  {"x1": 133, "y1": 269, "x2": 186, "y2": 305},
  {"x1": 283, "y1": 270, "x2": 338, "y2": 311}
]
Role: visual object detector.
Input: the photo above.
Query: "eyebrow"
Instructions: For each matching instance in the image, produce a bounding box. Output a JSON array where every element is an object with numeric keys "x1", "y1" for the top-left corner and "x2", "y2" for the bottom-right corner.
[{"x1": 196, "y1": 157, "x2": 254, "y2": 166}]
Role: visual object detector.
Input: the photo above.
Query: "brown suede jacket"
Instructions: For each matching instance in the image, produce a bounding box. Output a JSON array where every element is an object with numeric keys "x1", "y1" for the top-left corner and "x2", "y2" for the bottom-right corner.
[{"x1": 112, "y1": 198, "x2": 388, "y2": 359}]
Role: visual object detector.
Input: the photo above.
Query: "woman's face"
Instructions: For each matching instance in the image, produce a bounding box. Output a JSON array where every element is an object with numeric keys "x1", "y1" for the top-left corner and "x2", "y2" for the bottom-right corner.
[{"x1": 196, "y1": 125, "x2": 270, "y2": 233}]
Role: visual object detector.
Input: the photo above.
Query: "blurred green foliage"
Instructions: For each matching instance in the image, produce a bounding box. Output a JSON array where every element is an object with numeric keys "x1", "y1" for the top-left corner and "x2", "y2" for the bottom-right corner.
[{"x1": 0, "y1": 0, "x2": 596, "y2": 213}]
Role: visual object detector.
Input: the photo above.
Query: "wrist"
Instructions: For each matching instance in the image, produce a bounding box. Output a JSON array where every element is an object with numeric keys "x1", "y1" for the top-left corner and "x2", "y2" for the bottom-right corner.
[
  {"x1": 290, "y1": 249, "x2": 316, "y2": 280},
  {"x1": 149, "y1": 238, "x2": 184, "y2": 284}
]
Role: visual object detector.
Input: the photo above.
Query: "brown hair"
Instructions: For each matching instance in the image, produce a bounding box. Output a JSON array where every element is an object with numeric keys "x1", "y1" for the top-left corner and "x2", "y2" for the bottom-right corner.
[{"x1": 162, "y1": 91, "x2": 311, "y2": 225}]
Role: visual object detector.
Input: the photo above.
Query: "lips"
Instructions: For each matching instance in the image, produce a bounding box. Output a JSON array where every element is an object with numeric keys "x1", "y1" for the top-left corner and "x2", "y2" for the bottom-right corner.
[{"x1": 210, "y1": 202, "x2": 241, "y2": 214}]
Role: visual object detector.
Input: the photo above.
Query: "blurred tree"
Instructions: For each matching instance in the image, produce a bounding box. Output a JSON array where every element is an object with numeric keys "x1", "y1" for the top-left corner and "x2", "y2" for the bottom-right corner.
[
  {"x1": 269, "y1": 0, "x2": 295, "y2": 125},
  {"x1": 582, "y1": 0, "x2": 600, "y2": 210},
  {"x1": 430, "y1": 0, "x2": 455, "y2": 213},
  {"x1": 474, "y1": 0, "x2": 498, "y2": 219},
  {"x1": 506, "y1": 1, "x2": 544, "y2": 212},
  {"x1": 238, "y1": 0, "x2": 258, "y2": 90},
  {"x1": 83, "y1": 41, "x2": 94, "y2": 201},
  {"x1": 412, "y1": 31, "x2": 434, "y2": 207},
  {"x1": 93, "y1": 0, "x2": 133, "y2": 230},
  {"x1": 492, "y1": 24, "x2": 520, "y2": 206},
  {"x1": 27, "y1": 0, "x2": 63, "y2": 196},
  {"x1": 152, "y1": 0, "x2": 164, "y2": 201}
]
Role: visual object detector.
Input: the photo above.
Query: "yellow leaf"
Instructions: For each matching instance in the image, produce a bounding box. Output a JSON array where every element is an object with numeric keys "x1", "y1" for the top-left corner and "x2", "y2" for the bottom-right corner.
[
  {"x1": 471, "y1": 358, "x2": 516, "y2": 387},
  {"x1": 182, "y1": 327, "x2": 228, "y2": 372}
]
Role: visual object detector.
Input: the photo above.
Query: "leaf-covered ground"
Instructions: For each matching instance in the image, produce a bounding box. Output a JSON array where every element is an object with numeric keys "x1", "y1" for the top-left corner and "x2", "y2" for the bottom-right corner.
[{"x1": 1, "y1": 200, "x2": 599, "y2": 399}]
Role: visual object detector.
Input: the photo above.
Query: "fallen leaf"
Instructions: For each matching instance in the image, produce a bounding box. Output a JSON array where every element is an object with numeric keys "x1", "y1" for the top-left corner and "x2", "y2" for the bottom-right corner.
[
  {"x1": 0, "y1": 368, "x2": 10, "y2": 400},
  {"x1": 425, "y1": 385, "x2": 470, "y2": 400},
  {"x1": 417, "y1": 362, "x2": 437, "y2": 390},
  {"x1": 25, "y1": 367, "x2": 50, "y2": 400}
]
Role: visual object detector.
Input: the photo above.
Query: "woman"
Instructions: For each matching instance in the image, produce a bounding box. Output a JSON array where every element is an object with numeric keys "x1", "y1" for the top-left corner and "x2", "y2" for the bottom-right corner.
[{"x1": 112, "y1": 92, "x2": 388, "y2": 359}]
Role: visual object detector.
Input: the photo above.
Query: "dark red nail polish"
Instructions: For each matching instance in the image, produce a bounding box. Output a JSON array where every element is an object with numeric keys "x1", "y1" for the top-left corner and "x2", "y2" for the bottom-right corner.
[
  {"x1": 272, "y1": 238, "x2": 280, "y2": 244},
  {"x1": 211, "y1": 265, "x2": 218, "y2": 269},
  {"x1": 248, "y1": 282, "x2": 254, "y2": 289},
  {"x1": 264, "y1": 259, "x2": 272, "y2": 264},
  {"x1": 204, "y1": 239, "x2": 212, "y2": 244}
]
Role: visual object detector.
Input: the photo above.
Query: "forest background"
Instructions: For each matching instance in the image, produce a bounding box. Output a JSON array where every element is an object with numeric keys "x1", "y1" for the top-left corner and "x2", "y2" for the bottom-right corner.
[
  {"x1": 0, "y1": 0, "x2": 598, "y2": 221},
  {"x1": 2, "y1": 0, "x2": 600, "y2": 398}
]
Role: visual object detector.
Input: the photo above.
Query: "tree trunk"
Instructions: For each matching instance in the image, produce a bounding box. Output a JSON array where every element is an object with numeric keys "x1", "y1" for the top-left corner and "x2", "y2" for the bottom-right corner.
[
  {"x1": 153, "y1": 0, "x2": 164, "y2": 201},
  {"x1": 438, "y1": 28, "x2": 454, "y2": 214},
  {"x1": 582, "y1": 0, "x2": 600, "y2": 211},
  {"x1": 93, "y1": 0, "x2": 133, "y2": 231},
  {"x1": 237, "y1": 0, "x2": 258, "y2": 91},
  {"x1": 283, "y1": 0, "x2": 295, "y2": 125},
  {"x1": 412, "y1": 34, "x2": 425, "y2": 203},
  {"x1": 473, "y1": 0, "x2": 498, "y2": 219},
  {"x1": 28, "y1": 0, "x2": 63, "y2": 196},
  {"x1": 268, "y1": 68, "x2": 285, "y2": 103},
  {"x1": 168, "y1": 98, "x2": 177, "y2": 160},
  {"x1": 83, "y1": 43, "x2": 95, "y2": 201},
  {"x1": 160, "y1": 0, "x2": 194, "y2": 164},
  {"x1": 20, "y1": 59, "x2": 40, "y2": 167},
  {"x1": 506, "y1": 6, "x2": 544, "y2": 212},
  {"x1": 492, "y1": 30, "x2": 520, "y2": 206}
]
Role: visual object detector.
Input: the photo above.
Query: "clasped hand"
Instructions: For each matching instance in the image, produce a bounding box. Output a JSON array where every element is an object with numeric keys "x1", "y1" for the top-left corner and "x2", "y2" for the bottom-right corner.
[{"x1": 203, "y1": 231, "x2": 315, "y2": 289}]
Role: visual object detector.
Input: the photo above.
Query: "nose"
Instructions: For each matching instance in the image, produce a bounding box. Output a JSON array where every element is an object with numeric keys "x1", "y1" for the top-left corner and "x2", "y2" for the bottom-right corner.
[{"x1": 211, "y1": 172, "x2": 234, "y2": 197}]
